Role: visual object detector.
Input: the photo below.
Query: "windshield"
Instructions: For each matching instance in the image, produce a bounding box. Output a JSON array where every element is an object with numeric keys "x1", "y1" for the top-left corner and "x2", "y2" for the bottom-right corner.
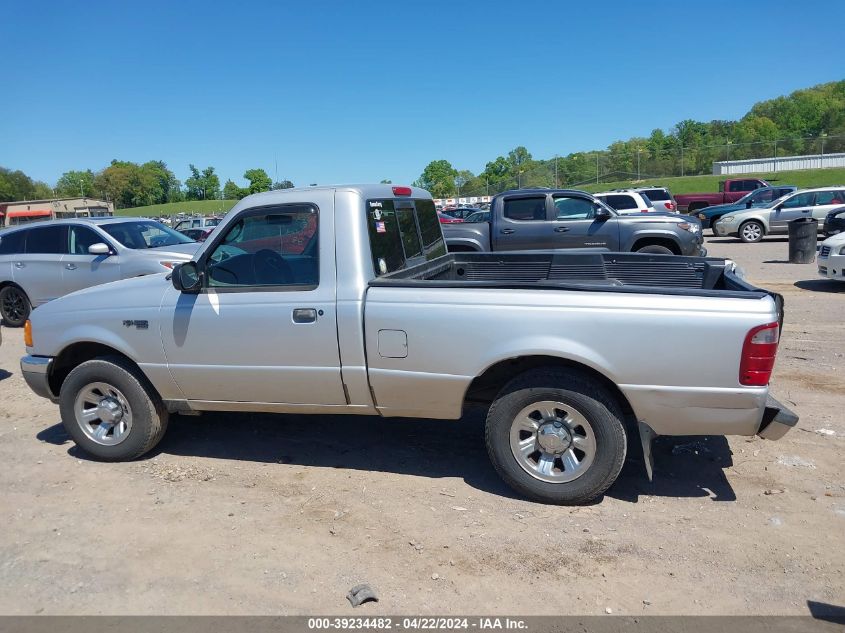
[{"x1": 102, "y1": 220, "x2": 195, "y2": 249}]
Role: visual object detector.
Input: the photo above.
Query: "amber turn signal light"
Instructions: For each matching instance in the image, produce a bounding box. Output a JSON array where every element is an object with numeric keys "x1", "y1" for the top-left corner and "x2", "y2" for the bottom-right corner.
[{"x1": 24, "y1": 320, "x2": 33, "y2": 347}]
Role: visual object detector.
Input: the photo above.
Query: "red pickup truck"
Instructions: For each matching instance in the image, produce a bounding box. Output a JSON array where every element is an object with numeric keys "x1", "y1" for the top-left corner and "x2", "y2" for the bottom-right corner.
[{"x1": 675, "y1": 178, "x2": 769, "y2": 213}]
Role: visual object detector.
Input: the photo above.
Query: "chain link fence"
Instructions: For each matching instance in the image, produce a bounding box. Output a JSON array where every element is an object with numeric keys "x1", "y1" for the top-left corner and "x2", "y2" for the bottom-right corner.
[{"x1": 453, "y1": 133, "x2": 845, "y2": 200}]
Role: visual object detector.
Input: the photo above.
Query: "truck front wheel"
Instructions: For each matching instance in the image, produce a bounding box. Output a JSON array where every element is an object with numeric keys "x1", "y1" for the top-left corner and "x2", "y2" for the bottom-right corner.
[
  {"x1": 485, "y1": 367, "x2": 626, "y2": 504},
  {"x1": 59, "y1": 357, "x2": 169, "y2": 461}
]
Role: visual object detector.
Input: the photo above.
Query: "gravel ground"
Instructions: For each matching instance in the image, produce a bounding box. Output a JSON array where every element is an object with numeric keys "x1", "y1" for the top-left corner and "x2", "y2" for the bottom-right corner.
[{"x1": 0, "y1": 234, "x2": 843, "y2": 615}]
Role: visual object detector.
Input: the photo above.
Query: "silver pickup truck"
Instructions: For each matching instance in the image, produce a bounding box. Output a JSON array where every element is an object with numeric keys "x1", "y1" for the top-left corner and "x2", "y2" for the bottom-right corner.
[{"x1": 20, "y1": 184, "x2": 798, "y2": 504}]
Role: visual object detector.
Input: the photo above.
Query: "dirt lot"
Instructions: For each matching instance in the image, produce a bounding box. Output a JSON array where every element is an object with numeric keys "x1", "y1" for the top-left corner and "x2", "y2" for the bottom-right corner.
[{"x1": 0, "y1": 235, "x2": 843, "y2": 616}]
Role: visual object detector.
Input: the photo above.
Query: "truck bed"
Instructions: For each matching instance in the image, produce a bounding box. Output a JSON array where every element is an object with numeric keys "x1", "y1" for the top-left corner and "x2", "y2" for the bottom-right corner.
[{"x1": 370, "y1": 251, "x2": 773, "y2": 300}]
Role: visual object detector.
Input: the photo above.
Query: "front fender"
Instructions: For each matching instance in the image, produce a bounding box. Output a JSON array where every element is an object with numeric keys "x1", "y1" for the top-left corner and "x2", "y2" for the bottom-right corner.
[
  {"x1": 445, "y1": 237, "x2": 485, "y2": 251},
  {"x1": 621, "y1": 229, "x2": 682, "y2": 251}
]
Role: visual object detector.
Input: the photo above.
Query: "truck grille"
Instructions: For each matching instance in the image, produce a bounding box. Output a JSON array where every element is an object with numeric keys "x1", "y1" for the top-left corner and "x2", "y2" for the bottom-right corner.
[{"x1": 820, "y1": 246, "x2": 831, "y2": 257}]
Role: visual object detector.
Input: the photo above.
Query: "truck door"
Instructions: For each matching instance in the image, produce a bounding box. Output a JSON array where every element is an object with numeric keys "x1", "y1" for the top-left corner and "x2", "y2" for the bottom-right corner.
[
  {"x1": 159, "y1": 193, "x2": 347, "y2": 405},
  {"x1": 493, "y1": 195, "x2": 557, "y2": 249},
  {"x1": 770, "y1": 191, "x2": 815, "y2": 233},
  {"x1": 547, "y1": 194, "x2": 620, "y2": 249}
]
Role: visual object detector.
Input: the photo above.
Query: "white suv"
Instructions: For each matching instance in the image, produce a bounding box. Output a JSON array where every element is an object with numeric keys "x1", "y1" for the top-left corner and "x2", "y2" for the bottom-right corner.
[{"x1": 593, "y1": 190, "x2": 656, "y2": 214}]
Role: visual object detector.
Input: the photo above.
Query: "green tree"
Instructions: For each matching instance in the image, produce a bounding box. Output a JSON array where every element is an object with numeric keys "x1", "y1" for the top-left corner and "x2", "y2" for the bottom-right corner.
[
  {"x1": 415, "y1": 159, "x2": 458, "y2": 197},
  {"x1": 56, "y1": 170, "x2": 96, "y2": 197},
  {"x1": 243, "y1": 168, "x2": 272, "y2": 194},
  {"x1": 223, "y1": 179, "x2": 246, "y2": 200},
  {"x1": 185, "y1": 164, "x2": 221, "y2": 200},
  {"x1": 272, "y1": 180, "x2": 295, "y2": 189},
  {"x1": 380, "y1": 179, "x2": 392, "y2": 184},
  {"x1": 454, "y1": 170, "x2": 474, "y2": 195}
]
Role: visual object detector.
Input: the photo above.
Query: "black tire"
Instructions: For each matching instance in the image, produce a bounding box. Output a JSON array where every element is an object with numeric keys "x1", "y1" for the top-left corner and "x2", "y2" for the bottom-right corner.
[
  {"x1": 0, "y1": 285, "x2": 31, "y2": 327},
  {"x1": 739, "y1": 220, "x2": 764, "y2": 243},
  {"x1": 485, "y1": 367, "x2": 627, "y2": 505},
  {"x1": 59, "y1": 356, "x2": 169, "y2": 461},
  {"x1": 709, "y1": 216, "x2": 723, "y2": 236},
  {"x1": 636, "y1": 244, "x2": 674, "y2": 255}
]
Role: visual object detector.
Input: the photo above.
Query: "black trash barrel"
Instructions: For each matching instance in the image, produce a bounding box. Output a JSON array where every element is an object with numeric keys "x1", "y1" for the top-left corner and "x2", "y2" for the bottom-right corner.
[{"x1": 788, "y1": 217, "x2": 818, "y2": 264}]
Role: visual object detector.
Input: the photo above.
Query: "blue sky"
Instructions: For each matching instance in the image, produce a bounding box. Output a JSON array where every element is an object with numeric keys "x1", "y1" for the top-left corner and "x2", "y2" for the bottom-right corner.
[{"x1": 2, "y1": 0, "x2": 843, "y2": 190}]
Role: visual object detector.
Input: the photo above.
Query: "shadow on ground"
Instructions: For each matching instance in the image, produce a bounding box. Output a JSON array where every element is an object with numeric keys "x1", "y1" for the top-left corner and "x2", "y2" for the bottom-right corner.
[
  {"x1": 37, "y1": 410, "x2": 736, "y2": 504},
  {"x1": 707, "y1": 237, "x2": 789, "y2": 244},
  {"x1": 795, "y1": 279, "x2": 845, "y2": 293},
  {"x1": 0, "y1": 369, "x2": 12, "y2": 382},
  {"x1": 807, "y1": 600, "x2": 845, "y2": 623}
]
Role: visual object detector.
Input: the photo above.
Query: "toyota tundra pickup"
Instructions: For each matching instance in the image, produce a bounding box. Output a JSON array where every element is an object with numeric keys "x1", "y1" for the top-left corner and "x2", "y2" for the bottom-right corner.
[{"x1": 20, "y1": 184, "x2": 798, "y2": 504}]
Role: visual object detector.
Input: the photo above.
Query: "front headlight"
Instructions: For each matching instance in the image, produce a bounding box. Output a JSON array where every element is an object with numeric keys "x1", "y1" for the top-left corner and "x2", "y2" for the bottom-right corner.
[
  {"x1": 721, "y1": 216, "x2": 736, "y2": 223},
  {"x1": 698, "y1": 213, "x2": 706, "y2": 220},
  {"x1": 677, "y1": 222, "x2": 700, "y2": 233},
  {"x1": 838, "y1": 245, "x2": 845, "y2": 255}
]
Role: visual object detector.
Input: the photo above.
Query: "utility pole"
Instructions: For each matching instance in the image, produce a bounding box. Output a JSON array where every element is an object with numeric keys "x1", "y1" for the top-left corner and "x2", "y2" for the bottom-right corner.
[
  {"x1": 596, "y1": 153, "x2": 599, "y2": 184},
  {"x1": 773, "y1": 140, "x2": 778, "y2": 173},
  {"x1": 637, "y1": 150, "x2": 641, "y2": 181},
  {"x1": 554, "y1": 154, "x2": 558, "y2": 188},
  {"x1": 79, "y1": 178, "x2": 84, "y2": 197},
  {"x1": 680, "y1": 145, "x2": 684, "y2": 177}
]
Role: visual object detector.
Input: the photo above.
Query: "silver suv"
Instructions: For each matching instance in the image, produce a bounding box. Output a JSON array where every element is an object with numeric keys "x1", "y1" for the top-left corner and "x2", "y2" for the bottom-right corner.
[{"x1": 0, "y1": 218, "x2": 198, "y2": 326}]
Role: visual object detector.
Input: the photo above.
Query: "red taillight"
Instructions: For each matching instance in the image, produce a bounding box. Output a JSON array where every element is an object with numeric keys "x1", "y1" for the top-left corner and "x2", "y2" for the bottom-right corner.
[
  {"x1": 640, "y1": 209, "x2": 649, "y2": 213},
  {"x1": 739, "y1": 322, "x2": 780, "y2": 386},
  {"x1": 392, "y1": 186, "x2": 412, "y2": 196},
  {"x1": 665, "y1": 202, "x2": 675, "y2": 210}
]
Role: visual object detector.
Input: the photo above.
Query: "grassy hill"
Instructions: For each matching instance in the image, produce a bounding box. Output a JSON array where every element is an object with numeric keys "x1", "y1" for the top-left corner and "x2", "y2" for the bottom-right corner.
[
  {"x1": 115, "y1": 199, "x2": 238, "y2": 217},
  {"x1": 578, "y1": 167, "x2": 845, "y2": 195}
]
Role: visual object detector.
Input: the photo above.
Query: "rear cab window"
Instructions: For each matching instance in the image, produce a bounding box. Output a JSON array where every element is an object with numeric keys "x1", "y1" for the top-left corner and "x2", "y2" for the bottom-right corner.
[
  {"x1": 598, "y1": 194, "x2": 636, "y2": 211},
  {"x1": 367, "y1": 198, "x2": 446, "y2": 276}
]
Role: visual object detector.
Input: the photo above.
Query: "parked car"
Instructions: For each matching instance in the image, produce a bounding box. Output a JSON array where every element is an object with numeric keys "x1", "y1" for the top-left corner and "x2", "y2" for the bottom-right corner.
[
  {"x1": 675, "y1": 178, "x2": 769, "y2": 213},
  {"x1": 443, "y1": 207, "x2": 483, "y2": 220},
  {"x1": 823, "y1": 206, "x2": 845, "y2": 236},
  {"x1": 179, "y1": 228, "x2": 213, "y2": 242},
  {"x1": 713, "y1": 187, "x2": 845, "y2": 243},
  {"x1": 593, "y1": 190, "x2": 656, "y2": 214},
  {"x1": 695, "y1": 185, "x2": 798, "y2": 232},
  {"x1": 464, "y1": 210, "x2": 490, "y2": 223},
  {"x1": 817, "y1": 232, "x2": 845, "y2": 282},
  {"x1": 0, "y1": 218, "x2": 198, "y2": 327},
  {"x1": 19, "y1": 184, "x2": 796, "y2": 505},
  {"x1": 443, "y1": 188, "x2": 704, "y2": 256},
  {"x1": 631, "y1": 186, "x2": 677, "y2": 213},
  {"x1": 437, "y1": 212, "x2": 463, "y2": 224},
  {"x1": 173, "y1": 216, "x2": 222, "y2": 232}
]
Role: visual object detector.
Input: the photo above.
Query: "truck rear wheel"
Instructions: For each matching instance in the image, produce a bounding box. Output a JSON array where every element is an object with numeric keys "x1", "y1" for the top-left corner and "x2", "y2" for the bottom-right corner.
[
  {"x1": 485, "y1": 367, "x2": 626, "y2": 504},
  {"x1": 59, "y1": 356, "x2": 169, "y2": 461}
]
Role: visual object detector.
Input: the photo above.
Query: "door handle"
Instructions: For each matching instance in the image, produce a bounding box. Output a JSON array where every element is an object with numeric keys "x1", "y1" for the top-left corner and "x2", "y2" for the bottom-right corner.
[
  {"x1": 14, "y1": 262, "x2": 24, "y2": 268},
  {"x1": 65, "y1": 263, "x2": 77, "y2": 270},
  {"x1": 292, "y1": 308, "x2": 318, "y2": 324},
  {"x1": 500, "y1": 228, "x2": 515, "y2": 234},
  {"x1": 554, "y1": 226, "x2": 570, "y2": 232}
]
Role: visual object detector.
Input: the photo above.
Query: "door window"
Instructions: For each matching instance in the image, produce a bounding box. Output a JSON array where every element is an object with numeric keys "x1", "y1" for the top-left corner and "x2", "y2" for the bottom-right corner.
[
  {"x1": 68, "y1": 226, "x2": 106, "y2": 254},
  {"x1": 206, "y1": 205, "x2": 319, "y2": 289},
  {"x1": 781, "y1": 192, "x2": 814, "y2": 209},
  {"x1": 0, "y1": 230, "x2": 25, "y2": 255},
  {"x1": 814, "y1": 191, "x2": 845, "y2": 206},
  {"x1": 752, "y1": 189, "x2": 778, "y2": 204},
  {"x1": 24, "y1": 225, "x2": 64, "y2": 254},
  {"x1": 554, "y1": 196, "x2": 596, "y2": 220},
  {"x1": 503, "y1": 197, "x2": 547, "y2": 221}
]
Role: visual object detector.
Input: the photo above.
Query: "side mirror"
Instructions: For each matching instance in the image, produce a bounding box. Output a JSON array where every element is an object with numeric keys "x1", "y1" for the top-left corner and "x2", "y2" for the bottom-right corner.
[
  {"x1": 746, "y1": 200, "x2": 753, "y2": 208},
  {"x1": 88, "y1": 243, "x2": 111, "y2": 255},
  {"x1": 172, "y1": 261, "x2": 202, "y2": 294},
  {"x1": 595, "y1": 206, "x2": 612, "y2": 220}
]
